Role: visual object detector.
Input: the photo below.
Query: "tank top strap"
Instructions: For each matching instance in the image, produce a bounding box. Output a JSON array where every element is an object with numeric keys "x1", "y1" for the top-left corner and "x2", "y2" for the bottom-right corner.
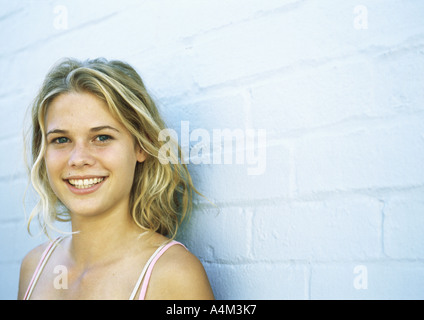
[
  {"x1": 129, "y1": 240, "x2": 186, "y2": 300},
  {"x1": 23, "y1": 236, "x2": 64, "y2": 300}
]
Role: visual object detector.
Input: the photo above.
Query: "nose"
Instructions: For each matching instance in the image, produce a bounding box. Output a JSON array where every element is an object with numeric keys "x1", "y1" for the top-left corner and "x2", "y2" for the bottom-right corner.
[{"x1": 68, "y1": 142, "x2": 95, "y2": 168}]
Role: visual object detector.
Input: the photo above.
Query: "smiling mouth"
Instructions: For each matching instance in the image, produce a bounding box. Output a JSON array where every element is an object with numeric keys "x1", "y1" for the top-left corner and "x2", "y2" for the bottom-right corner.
[{"x1": 67, "y1": 177, "x2": 105, "y2": 189}]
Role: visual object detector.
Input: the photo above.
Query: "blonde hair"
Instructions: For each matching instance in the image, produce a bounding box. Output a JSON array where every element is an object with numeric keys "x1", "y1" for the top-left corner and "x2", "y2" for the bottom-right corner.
[{"x1": 26, "y1": 57, "x2": 197, "y2": 239}]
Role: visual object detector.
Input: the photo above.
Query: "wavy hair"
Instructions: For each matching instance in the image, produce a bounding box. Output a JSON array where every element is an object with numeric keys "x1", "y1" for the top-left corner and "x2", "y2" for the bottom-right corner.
[{"x1": 26, "y1": 57, "x2": 197, "y2": 239}]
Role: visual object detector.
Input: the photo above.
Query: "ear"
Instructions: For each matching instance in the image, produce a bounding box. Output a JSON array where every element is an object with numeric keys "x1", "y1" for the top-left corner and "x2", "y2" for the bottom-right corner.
[{"x1": 136, "y1": 145, "x2": 147, "y2": 163}]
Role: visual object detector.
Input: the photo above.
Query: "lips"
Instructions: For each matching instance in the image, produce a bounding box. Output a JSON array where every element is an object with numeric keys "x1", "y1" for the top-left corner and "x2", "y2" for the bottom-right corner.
[
  {"x1": 68, "y1": 177, "x2": 105, "y2": 189},
  {"x1": 64, "y1": 176, "x2": 107, "y2": 194}
]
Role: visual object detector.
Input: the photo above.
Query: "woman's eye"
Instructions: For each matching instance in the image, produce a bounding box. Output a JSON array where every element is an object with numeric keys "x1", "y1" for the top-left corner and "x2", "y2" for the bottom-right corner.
[
  {"x1": 96, "y1": 135, "x2": 112, "y2": 142},
  {"x1": 53, "y1": 137, "x2": 69, "y2": 144}
]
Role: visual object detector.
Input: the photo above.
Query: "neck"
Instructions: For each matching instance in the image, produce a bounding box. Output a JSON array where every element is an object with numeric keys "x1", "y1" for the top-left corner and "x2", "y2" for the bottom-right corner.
[{"x1": 68, "y1": 207, "x2": 144, "y2": 268}]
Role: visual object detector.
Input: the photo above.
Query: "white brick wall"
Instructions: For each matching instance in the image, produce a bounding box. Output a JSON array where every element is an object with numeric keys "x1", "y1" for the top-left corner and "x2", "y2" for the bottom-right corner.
[{"x1": 1, "y1": 0, "x2": 424, "y2": 300}]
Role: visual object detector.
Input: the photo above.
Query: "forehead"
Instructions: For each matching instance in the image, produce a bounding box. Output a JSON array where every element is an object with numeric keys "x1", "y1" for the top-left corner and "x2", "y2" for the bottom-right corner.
[{"x1": 45, "y1": 91, "x2": 121, "y2": 130}]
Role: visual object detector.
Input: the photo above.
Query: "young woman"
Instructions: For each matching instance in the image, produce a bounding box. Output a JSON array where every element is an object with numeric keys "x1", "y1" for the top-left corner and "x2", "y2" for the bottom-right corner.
[{"x1": 18, "y1": 58, "x2": 214, "y2": 300}]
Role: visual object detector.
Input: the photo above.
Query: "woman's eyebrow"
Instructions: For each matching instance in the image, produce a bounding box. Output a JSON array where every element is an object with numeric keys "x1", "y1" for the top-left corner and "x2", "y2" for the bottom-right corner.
[
  {"x1": 46, "y1": 126, "x2": 120, "y2": 136},
  {"x1": 90, "y1": 125, "x2": 120, "y2": 133},
  {"x1": 46, "y1": 129, "x2": 68, "y2": 136}
]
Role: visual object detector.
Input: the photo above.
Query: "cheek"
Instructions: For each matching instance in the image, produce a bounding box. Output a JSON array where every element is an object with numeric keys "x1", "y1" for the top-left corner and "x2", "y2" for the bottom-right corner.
[
  {"x1": 44, "y1": 150, "x2": 61, "y2": 178},
  {"x1": 116, "y1": 151, "x2": 138, "y2": 181},
  {"x1": 99, "y1": 145, "x2": 137, "y2": 178},
  {"x1": 44, "y1": 151, "x2": 65, "y2": 190}
]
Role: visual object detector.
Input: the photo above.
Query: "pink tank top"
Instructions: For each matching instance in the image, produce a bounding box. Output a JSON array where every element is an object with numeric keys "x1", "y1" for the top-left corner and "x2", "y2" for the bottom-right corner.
[{"x1": 23, "y1": 237, "x2": 185, "y2": 300}]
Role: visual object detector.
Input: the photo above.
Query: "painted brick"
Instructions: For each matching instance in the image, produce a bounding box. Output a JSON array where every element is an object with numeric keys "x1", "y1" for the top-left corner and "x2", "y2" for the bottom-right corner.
[
  {"x1": 161, "y1": 93, "x2": 248, "y2": 131},
  {"x1": 0, "y1": 0, "x2": 128, "y2": 57},
  {"x1": 250, "y1": 58, "x2": 375, "y2": 137},
  {"x1": 0, "y1": 220, "x2": 39, "y2": 263},
  {"x1": 190, "y1": 0, "x2": 424, "y2": 88},
  {"x1": 188, "y1": 141, "x2": 290, "y2": 203},
  {"x1": 294, "y1": 119, "x2": 424, "y2": 195},
  {"x1": 310, "y1": 262, "x2": 424, "y2": 299},
  {"x1": 0, "y1": 177, "x2": 28, "y2": 222},
  {"x1": 0, "y1": 93, "x2": 32, "y2": 140},
  {"x1": 178, "y1": 206, "x2": 252, "y2": 263},
  {"x1": 0, "y1": 262, "x2": 21, "y2": 300},
  {"x1": 204, "y1": 262, "x2": 308, "y2": 300},
  {"x1": 383, "y1": 189, "x2": 424, "y2": 259},
  {"x1": 0, "y1": 137, "x2": 26, "y2": 179},
  {"x1": 372, "y1": 49, "x2": 424, "y2": 115},
  {"x1": 252, "y1": 196, "x2": 383, "y2": 261}
]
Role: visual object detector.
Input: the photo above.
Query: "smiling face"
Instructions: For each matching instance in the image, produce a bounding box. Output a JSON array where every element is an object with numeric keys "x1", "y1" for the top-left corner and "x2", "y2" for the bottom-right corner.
[{"x1": 44, "y1": 91, "x2": 146, "y2": 219}]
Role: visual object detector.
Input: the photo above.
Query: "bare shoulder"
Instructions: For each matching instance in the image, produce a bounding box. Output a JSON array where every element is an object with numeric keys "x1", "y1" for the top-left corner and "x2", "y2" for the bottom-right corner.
[
  {"x1": 17, "y1": 241, "x2": 50, "y2": 299},
  {"x1": 145, "y1": 242, "x2": 215, "y2": 300}
]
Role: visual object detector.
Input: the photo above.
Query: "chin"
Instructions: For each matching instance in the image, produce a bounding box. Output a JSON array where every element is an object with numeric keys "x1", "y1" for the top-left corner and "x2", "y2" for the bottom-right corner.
[{"x1": 65, "y1": 203, "x2": 108, "y2": 219}]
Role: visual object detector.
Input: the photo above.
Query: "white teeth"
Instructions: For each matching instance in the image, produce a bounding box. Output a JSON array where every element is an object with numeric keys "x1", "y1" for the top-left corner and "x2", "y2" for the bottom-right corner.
[{"x1": 68, "y1": 177, "x2": 104, "y2": 189}]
